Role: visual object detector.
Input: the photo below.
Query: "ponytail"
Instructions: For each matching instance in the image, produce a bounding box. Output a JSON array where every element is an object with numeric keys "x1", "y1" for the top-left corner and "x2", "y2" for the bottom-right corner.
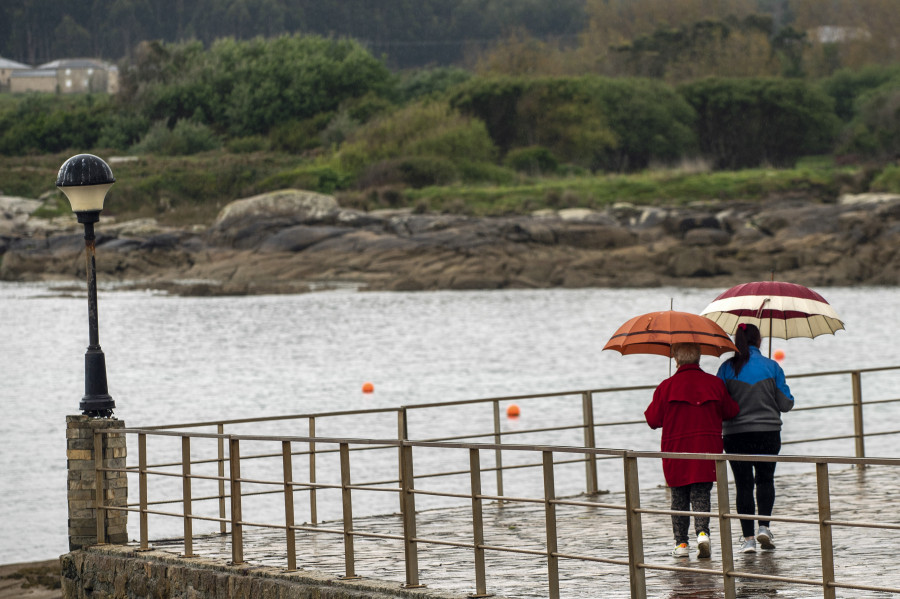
[{"x1": 729, "y1": 323, "x2": 762, "y2": 376}]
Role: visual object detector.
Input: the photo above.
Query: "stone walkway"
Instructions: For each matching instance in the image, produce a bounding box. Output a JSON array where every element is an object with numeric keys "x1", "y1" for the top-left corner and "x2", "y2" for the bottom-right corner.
[{"x1": 148, "y1": 465, "x2": 900, "y2": 598}]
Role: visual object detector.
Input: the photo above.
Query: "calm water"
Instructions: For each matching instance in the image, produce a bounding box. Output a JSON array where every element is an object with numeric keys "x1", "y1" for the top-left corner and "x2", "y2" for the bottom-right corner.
[{"x1": 0, "y1": 283, "x2": 896, "y2": 564}]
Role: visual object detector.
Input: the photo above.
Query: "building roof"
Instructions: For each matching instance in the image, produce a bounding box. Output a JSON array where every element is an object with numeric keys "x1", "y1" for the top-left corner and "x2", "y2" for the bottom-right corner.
[
  {"x1": 37, "y1": 58, "x2": 110, "y2": 70},
  {"x1": 0, "y1": 57, "x2": 31, "y2": 69},
  {"x1": 11, "y1": 70, "x2": 57, "y2": 78}
]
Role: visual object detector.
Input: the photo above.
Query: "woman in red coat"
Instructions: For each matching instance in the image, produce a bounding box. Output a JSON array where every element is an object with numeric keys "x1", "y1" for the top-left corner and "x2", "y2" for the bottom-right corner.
[{"x1": 644, "y1": 342, "x2": 739, "y2": 558}]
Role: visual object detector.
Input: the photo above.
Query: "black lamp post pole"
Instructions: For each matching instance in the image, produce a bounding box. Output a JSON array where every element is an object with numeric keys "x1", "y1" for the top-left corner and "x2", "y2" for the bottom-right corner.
[
  {"x1": 57, "y1": 153, "x2": 117, "y2": 418},
  {"x1": 79, "y1": 211, "x2": 114, "y2": 417}
]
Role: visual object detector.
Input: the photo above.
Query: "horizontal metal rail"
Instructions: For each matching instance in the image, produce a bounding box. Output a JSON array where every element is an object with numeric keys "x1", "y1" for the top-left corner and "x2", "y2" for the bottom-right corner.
[{"x1": 90, "y1": 365, "x2": 900, "y2": 599}]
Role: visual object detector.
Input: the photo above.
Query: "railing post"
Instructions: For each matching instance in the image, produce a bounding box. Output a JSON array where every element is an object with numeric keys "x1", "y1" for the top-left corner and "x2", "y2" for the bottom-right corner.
[
  {"x1": 716, "y1": 460, "x2": 736, "y2": 599},
  {"x1": 181, "y1": 435, "x2": 194, "y2": 558},
  {"x1": 138, "y1": 433, "x2": 150, "y2": 551},
  {"x1": 217, "y1": 424, "x2": 226, "y2": 534},
  {"x1": 542, "y1": 451, "x2": 560, "y2": 599},
  {"x1": 229, "y1": 437, "x2": 244, "y2": 565},
  {"x1": 493, "y1": 400, "x2": 504, "y2": 503},
  {"x1": 623, "y1": 453, "x2": 646, "y2": 599},
  {"x1": 582, "y1": 391, "x2": 599, "y2": 495},
  {"x1": 282, "y1": 441, "x2": 297, "y2": 571},
  {"x1": 469, "y1": 448, "x2": 489, "y2": 598},
  {"x1": 851, "y1": 371, "x2": 865, "y2": 460},
  {"x1": 94, "y1": 431, "x2": 106, "y2": 545},
  {"x1": 816, "y1": 462, "x2": 836, "y2": 599},
  {"x1": 339, "y1": 443, "x2": 359, "y2": 579},
  {"x1": 400, "y1": 442, "x2": 424, "y2": 588},
  {"x1": 398, "y1": 408, "x2": 409, "y2": 512},
  {"x1": 309, "y1": 417, "x2": 317, "y2": 525}
]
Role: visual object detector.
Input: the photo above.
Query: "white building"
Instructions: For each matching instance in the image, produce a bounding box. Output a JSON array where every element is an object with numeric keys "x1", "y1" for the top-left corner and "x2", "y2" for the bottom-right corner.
[
  {"x1": 0, "y1": 56, "x2": 31, "y2": 92},
  {"x1": 7, "y1": 58, "x2": 118, "y2": 94}
]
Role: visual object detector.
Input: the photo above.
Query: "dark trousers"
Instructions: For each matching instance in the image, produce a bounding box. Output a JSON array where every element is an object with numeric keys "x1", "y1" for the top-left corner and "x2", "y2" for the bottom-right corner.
[
  {"x1": 670, "y1": 482, "x2": 713, "y2": 544},
  {"x1": 723, "y1": 431, "x2": 781, "y2": 538}
]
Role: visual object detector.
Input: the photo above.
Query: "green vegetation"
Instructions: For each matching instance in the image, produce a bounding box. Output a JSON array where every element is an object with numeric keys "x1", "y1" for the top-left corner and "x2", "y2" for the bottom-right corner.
[
  {"x1": 0, "y1": 151, "x2": 874, "y2": 225},
  {"x1": 5, "y1": 3, "x2": 900, "y2": 226}
]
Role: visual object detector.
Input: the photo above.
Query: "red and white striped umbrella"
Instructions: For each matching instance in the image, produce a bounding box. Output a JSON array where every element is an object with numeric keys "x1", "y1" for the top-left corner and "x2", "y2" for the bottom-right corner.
[{"x1": 701, "y1": 281, "x2": 844, "y2": 340}]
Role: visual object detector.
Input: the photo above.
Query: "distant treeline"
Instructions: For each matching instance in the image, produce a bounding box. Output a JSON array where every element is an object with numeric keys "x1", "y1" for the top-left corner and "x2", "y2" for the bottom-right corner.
[
  {"x1": 4, "y1": 32, "x2": 900, "y2": 195},
  {"x1": 2, "y1": 0, "x2": 585, "y2": 69},
  {"x1": 6, "y1": 0, "x2": 900, "y2": 75}
]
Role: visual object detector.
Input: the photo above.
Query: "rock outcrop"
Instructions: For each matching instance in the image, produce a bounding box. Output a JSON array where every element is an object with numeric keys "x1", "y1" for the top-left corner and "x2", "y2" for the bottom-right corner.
[{"x1": 2, "y1": 189, "x2": 899, "y2": 295}]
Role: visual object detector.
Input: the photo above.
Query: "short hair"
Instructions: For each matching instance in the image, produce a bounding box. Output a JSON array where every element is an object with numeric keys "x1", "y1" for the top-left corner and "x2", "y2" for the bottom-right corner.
[{"x1": 672, "y1": 343, "x2": 701, "y2": 366}]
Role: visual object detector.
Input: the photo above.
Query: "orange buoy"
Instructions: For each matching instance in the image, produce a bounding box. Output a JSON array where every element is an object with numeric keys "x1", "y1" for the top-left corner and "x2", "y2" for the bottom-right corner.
[
  {"x1": 773, "y1": 349, "x2": 785, "y2": 362},
  {"x1": 362, "y1": 382, "x2": 374, "y2": 393},
  {"x1": 506, "y1": 403, "x2": 520, "y2": 418}
]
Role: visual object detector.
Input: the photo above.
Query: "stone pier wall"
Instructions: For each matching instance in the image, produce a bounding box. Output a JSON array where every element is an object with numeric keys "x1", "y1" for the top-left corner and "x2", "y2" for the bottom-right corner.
[
  {"x1": 66, "y1": 416, "x2": 128, "y2": 550},
  {"x1": 60, "y1": 545, "x2": 464, "y2": 599}
]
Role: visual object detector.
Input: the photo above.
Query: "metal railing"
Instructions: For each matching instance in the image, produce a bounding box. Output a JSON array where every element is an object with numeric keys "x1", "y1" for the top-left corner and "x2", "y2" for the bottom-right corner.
[{"x1": 89, "y1": 365, "x2": 900, "y2": 598}]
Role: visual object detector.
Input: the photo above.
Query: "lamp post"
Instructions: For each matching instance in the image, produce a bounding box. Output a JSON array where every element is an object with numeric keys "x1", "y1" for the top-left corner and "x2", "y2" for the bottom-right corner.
[{"x1": 57, "y1": 154, "x2": 116, "y2": 418}]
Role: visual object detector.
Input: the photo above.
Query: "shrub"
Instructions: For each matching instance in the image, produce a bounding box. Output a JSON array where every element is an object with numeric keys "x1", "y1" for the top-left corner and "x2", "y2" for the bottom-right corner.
[
  {"x1": 358, "y1": 156, "x2": 459, "y2": 188},
  {"x1": 131, "y1": 119, "x2": 221, "y2": 156},
  {"x1": 226, "y1": 135, "x2": 270, "y2": 153},
  {"x1": 869, "y1": 165, "x2": 900, "y2": 193},
  {"x1": 339, "y1": 100, "x2": 497, "y2": 177},
  {"x1": 457, "y1": 161, "x2": 518, "y2": 185},
  {"x1": 260, "y1": 164, "x2": 350, "y2": 194},
  {"x1": 679, "y1": 77, "x2": 839, "y2": 169},
  {"x1": 837, "y1": 86, "x2": 900, "y2": 161},
  {"x1": 504, "y1": 146, "x2": 559, "y2": 175},
  {"x1": 449, "y1": 76, "x2": 696, "y2": 172},
  {"x1": 0, "y1": 94, "x2": 114, "y2": 155},
  {"x1": 269, "y1": 115, "x2": 331, "y2": 153},
  {"x1": 96, "y1": 111, "x2": 150, "y2": 151}
]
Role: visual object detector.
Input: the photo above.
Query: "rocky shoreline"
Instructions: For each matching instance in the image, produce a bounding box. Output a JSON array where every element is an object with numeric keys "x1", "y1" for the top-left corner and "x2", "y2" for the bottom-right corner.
[{"x1": 1, "y1": 188, "x2": 899, "y2": 295}]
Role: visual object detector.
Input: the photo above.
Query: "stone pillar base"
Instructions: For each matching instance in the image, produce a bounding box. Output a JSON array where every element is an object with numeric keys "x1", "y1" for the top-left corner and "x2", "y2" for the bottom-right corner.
[{"x1": 66, "y1": 415, "x2": 128, "y2": 551}]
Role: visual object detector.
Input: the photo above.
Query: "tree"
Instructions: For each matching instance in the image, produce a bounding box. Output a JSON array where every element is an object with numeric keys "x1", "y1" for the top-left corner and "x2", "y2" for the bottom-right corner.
[{"x1": 679, "y1": 77, "x2": 839, "y2": 169}]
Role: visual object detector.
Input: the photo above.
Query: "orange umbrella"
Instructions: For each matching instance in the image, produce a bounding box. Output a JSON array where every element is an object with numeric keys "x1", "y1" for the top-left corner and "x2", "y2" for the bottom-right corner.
[{"x1": 603, "y1": 310, "x2": 738, "y2": 358}]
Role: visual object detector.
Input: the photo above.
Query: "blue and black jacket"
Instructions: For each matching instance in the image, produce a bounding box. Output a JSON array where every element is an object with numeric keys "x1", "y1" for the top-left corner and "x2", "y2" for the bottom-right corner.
[{"x1": 716, "y1": 346, "x2": 794, "y2": 435}]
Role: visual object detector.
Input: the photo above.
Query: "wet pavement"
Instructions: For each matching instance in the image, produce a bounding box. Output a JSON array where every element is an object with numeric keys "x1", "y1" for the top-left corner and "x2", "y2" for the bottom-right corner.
[{"x1": 149, "y1": 464, "x2": 900, "y2": 598}]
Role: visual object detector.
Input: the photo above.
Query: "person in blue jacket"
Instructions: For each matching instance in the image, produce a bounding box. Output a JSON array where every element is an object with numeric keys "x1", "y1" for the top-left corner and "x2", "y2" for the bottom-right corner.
[{"x1": 716, "y1": 323, "x2": 794, "y2": 554}]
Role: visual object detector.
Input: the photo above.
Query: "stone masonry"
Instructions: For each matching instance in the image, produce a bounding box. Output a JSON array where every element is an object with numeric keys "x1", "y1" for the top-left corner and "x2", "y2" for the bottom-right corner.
[{"x1": 66, "y1": 415, "x2": 128, "y2": 551}]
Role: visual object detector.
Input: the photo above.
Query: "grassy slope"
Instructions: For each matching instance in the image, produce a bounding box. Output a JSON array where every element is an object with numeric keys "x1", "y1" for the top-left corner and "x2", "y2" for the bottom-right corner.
[{"x1": 0, "y1": 152, "x2": 869, "y2": 227}]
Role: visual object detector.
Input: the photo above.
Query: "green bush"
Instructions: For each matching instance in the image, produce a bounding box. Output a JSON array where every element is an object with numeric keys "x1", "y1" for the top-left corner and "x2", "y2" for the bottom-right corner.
[
  {"x1": 358, "y1": 155, "x2": 460, "y2": 188},
  {"x1": 119, "y1": 35, "x2": 393, "y2": 138},
  {"x1": 679, "y1": 77, "x2": 839, "y2": 169},
  {"x1": 837, "y1": 85, "x2": 900, "y2": 160},
  {"x1": 457, "y1": 161, "x2": 518, "y2": 185},
  {"x1": 260, "y1": 164, "x2": 351, "y2": 194},
  {"x1": 226, "y1": 135, "x2": 270, "y2": 153},
  {"x1": 339, "y1": 100, "x2": 497, "y2": 177},
  {"x1": 396, "y1": 67, "x2": 473, "y2": 102},
  {"x1": 0, "y1": 94, "x2": 113, "y2": 155},
  {"x1": 449, "y1": 76, "x2": 697, "y2": 172},
  {"x1": 504, "y1": 145, "x2": 559, "y2": 175},
  {"x1": 819, "y1": 65, "x2": 900, "y2": 122},
  {"x1": 269, "y1": 115, "x2": 331, "y2": 153},
  {"x1": 869, "y1": 165, "x2": 900, "y2": 193},
  {"x1": 131, "y1": 120, "x2": 222, "y2": 156},
  {"x1": 96, "y1": 111, "x2": 150, "y2": 151}
]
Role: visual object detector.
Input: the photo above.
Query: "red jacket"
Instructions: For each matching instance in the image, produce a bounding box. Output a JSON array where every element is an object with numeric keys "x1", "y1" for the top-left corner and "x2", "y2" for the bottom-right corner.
[{"x1": 644, "y1": 363, "x2": 740, "y2": 487}]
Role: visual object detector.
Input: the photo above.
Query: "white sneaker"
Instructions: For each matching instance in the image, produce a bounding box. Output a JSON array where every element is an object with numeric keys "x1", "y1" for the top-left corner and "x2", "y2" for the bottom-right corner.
[
  {"x1": 696, "y1": 532, "x2": 711, "y2": 558},
  {"x1": 671, "y1": 542, "x2": 689, "y2": 557},
  {"x1": 757, "y1": 526, "x2": 775, "y2": 550},
  {"x1": 739, "y1": 536, "x2": 757, "y2": 553}
]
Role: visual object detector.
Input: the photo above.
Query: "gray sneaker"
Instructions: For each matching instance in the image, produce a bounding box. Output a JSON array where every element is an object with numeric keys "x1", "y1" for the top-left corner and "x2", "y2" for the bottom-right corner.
[
  {"x1": 757, "y1": 526, "x2": 775, "y2": 550},
  {"x1": 739, "y1": 536, "x2": 757, "y2": 553}
]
